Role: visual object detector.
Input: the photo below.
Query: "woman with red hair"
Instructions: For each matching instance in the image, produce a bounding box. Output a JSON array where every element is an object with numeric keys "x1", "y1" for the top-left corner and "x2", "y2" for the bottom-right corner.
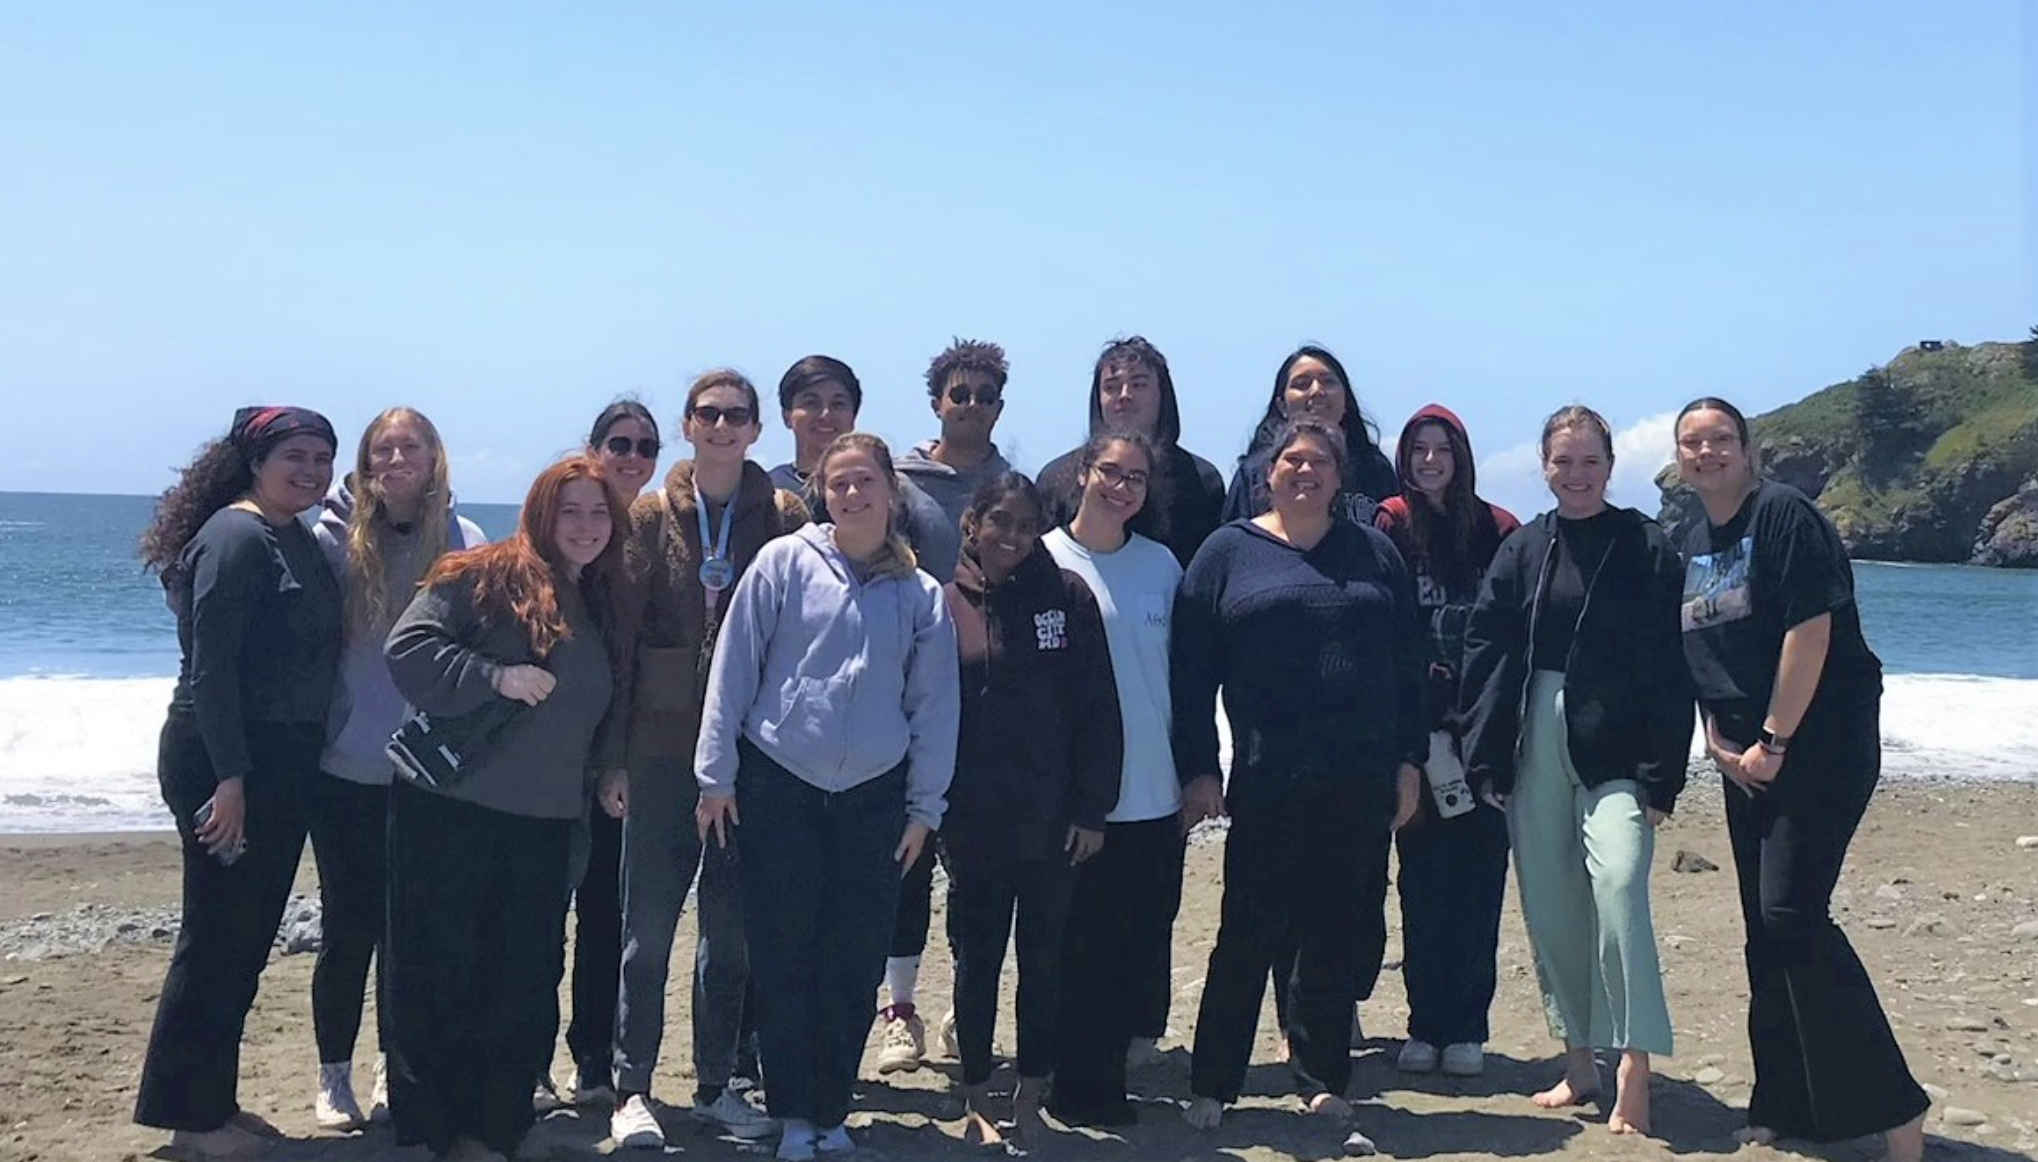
[{"x1": 381, "y1": 455, "x2": 628, "y2": 1162}]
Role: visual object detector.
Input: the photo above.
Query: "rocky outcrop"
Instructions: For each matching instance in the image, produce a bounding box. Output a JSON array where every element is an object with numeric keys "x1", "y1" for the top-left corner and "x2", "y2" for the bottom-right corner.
[{"x1": 1973, "y1": 481, "x2": 2038, "y2": 567}]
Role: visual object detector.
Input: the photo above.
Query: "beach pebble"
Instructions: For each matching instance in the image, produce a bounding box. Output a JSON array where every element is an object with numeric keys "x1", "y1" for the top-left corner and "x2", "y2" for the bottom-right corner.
[
  {"x1": 1672, "y1": 849, "x2": 1717, "y2": 874},
  {"x1": 2011, "y1": 921, "x2": 2038, "y2": 940},
  {"x1": 1944, "y1": 1107, "x2": 1988, "y2": 1127},
  {"x1": 1866, "y1": 917, "x2": 1897, "y2": 929},
  {"x1": 2015, "y1": 836, "x2": 2038, "y2": 849},
  {"x1": 1905, "y1": 915, "x2": 1959, "y2": 938},
  {"x1": 1923, "y1": 1083, "x2": 1950, "y2": 1102},
  {"x1": 1875, "y1": 883, "x2": 1906, "y2": 903},
  {"x1": 1947, "y1": 1017, "x2": 1992, "y2": 1032},
  {"x1": 1693, "y1": 1067, "x2": 1725, "y2": 1085}
]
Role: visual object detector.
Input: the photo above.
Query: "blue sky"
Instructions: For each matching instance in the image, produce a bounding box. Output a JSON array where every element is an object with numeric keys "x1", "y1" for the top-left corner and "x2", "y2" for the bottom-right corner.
[{"x1": 0, "y1": 1, "x2": 2027, "y2": 517}]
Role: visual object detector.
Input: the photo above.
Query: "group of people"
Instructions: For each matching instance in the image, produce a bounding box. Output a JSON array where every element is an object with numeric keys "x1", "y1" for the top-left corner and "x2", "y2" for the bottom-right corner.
[{"x1": 131, "y1": 335, "x2": 1928, "y2": 1162}]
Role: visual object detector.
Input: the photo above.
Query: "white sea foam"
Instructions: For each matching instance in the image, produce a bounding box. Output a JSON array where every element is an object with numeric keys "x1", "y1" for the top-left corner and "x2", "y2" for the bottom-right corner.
[{"x1": 0, "y1": 672, "x2": 2030, "y2": 834}]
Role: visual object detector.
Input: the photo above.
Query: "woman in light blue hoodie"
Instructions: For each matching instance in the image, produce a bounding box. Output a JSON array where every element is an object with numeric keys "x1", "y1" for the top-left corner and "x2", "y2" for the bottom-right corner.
[
  {"x1": 308, "y1": 407, "x2": 484, "y2": 1131},
  {"x1": 695, "y1": 432, "x2": 959, "y2": 1162}
]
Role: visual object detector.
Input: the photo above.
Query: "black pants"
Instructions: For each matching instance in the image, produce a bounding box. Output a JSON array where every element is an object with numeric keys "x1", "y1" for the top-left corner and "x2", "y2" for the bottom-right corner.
[
  {"x1": 306, "y1": 772, "x2": 390, "y2": 1064},
  {"x1": 385, "y1": 780, "x2": 572, "y2": 1157},
  {"x1": 1723, "y1": 695, "x2": 1928, "y2": 1143},
  {"x1": 134, "y1": 713, "x2": 319, "y2": 1132},
  {"x1": 1049, "y1": 815, "x2": 1183, "y2": 1125},
  {"x1": 1395, "y1": 800, "x2": 1510, "y2": 1046},
  {"x1": 1271, "y1": 803, "x2": 1394, "y2": 1039},
  {"x1": 565, "y1": 803, "x2": 623, "y2": 1077},
  {"x1": 1191, "y1": 778, "x2": 1391, "y2": 1104},
  {"x1": 738, "y1": 743, "x2": 905, "y2": 1128},
  {"x1": 889, "y1": 840, "x2": 936, "y2": 962},
  {"x1": 944, "y1": 848, "x2": 1073, "y2": 1086}
]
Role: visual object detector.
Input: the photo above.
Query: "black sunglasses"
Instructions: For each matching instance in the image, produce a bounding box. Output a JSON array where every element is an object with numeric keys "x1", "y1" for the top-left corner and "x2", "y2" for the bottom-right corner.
[
  {"x1": 603, "y1": 435, "x2": 661, "y2": 459},
  {"x1": 944, "y1": 385, "x2": 1002, "y2": 407},
  {"x1": 689, "y1": 405, "x2": 756, "y2": 428}
]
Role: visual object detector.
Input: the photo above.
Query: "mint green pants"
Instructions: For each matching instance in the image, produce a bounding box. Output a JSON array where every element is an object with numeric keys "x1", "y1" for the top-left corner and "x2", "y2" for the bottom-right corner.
[{"x1": 1508, "y1": 671, "x2": 1673, "y2": 1056}]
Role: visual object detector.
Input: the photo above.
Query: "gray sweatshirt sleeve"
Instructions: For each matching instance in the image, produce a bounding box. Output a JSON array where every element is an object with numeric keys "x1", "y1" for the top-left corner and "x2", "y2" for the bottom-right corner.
[
  {"x1": 384, "y1": 579, "x2": 506, "y2": 717},
  {"x1": 694, "y1": 546, "x2": 783, "y2": 796},
  {"x1": 900, "y1": 574, "x2": 960, "y2": 830}
]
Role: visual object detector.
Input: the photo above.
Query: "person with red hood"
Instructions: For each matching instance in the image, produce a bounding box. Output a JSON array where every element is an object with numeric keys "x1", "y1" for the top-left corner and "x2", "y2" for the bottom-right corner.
[{"x1": 1373, "y1": 405, "x2": 1520, "y2": 1080}]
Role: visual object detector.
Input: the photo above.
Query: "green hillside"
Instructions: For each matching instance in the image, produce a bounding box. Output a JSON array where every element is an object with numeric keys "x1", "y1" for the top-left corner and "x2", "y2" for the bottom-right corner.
[{"x1": 1657, "y1": 337, "x2": 2038, "y2": 566}]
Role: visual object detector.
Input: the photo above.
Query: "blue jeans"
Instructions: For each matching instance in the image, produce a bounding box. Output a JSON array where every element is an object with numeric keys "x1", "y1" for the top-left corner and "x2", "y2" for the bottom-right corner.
[
  {"x1": 736, "y1": 741, "x2": 906, "y2": 1128},
  {"x1": 613, "y1": 756, "x2": 704, "y2": 1096}
]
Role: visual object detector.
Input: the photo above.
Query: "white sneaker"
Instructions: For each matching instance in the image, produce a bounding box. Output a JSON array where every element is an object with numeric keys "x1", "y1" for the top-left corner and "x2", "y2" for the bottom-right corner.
[
  {"x1": 1440, "y1": 1042, "x2": 1486, "y2": 1076},
  {"x1": 695, "y1": 1088, "x2": 776, "y2": 1140},
  {"x1": 937, "y1": 1009, "x2": 959, "y2": 1059},
  {"x1": 1395, "y1": 1039, "x2": 1439, "y2": 1073},
  {"x1": 814, "y1": 1123, "x2": 855, "y2": 1155},
  {"x1": 1127, "y1": 1035, "x2": 1166, "y2": 1069},
  {"x1": 532, "y1": 1076, "x2": 566, "y2": 1114},
  {"x1": 1343, "y1": 1125, "x2": 1380, "y2": 1156},
  {"x1": 610, "y1": 1094, "x2": 666, "y2": 1150},
  {"x1": 315, "y1": 1062, "x2": 367, "y2": 1131},
  {"x1": 369, "y1": 1054, "x2": 390, "y2": 1123},
  {"x1": 874, "y1": 1006, "x2": 925, "y2": 1074}
]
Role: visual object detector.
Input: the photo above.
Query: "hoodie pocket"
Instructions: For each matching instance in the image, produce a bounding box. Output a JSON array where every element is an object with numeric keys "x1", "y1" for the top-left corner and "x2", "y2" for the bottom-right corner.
[{"x1": 762, "y1": 674, "x2": 851, "y2": 762}]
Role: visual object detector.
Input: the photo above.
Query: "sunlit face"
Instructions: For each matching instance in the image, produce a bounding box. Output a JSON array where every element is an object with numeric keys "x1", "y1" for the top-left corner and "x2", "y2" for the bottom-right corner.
[
  {"x1": 965, "y1": 492, "x2": 1042, "y2": 580},
  {"x1": 552, "y1": 478, "x2": 613, "y2": 574},
  {"x1": 1407, "y1": 421, "x2": 1456, "y2": 501},
  {"x1": 1097, "y1": 358, "x2": 1162, "y2": 436},
  {"x1": 684, "y1": 385, "x2": 761, "y2": 466},
  {"x1": 933, "y1": 368, "x2": 1003, "y2": 440},
  {"x1": 593, "y1": 416, "x2": 659, "y2": 498},
  {"x1": 1078, "y1": 439, "x2": 1152, "y2": 530},
  {"x1": 785, "y1": 380, "x2": 858, "y2": 467},
  {"x1": 1674, "y1": 408, "x2": 1748, "y2": 497},
  {"x1": 253, "y1": 435, "x2": 336, "y2": 516},
  {"x1": 368, "y1": 416, "x2": 435, "y2": 509},
  {"x1": 1543, "y1": 427, "x2": 1612, "y2": 517},
  {"x1": 1267, "y1": 433, "x2": 1341, "y2": 513},
  {"x1": 1281, "y1": 356, "x2": 1347, "y2": 427},
  {"x1": 820, "y1": 448, "x2": 894, "y2": 540}
]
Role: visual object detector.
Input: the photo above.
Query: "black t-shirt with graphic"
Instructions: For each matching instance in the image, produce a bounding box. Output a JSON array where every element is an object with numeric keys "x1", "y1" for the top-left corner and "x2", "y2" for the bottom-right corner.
[{"x1": 1679, "y1": 481, "x2": 1880, "y2": 720}]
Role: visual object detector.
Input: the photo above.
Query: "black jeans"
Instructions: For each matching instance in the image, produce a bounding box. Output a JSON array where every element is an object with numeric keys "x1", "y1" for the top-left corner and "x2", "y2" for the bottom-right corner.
[
  {"x1": 1723, "y1": 694, "x2": 1928, "y2": 1142},
  {"x1": 565, "y1": 803, "x2": 624, "y2": 1078},
  {"x1": 737, "y1": 742, "x2": 906, "y2": 1128},
  {"x1": 1050, "y1": 815, "x2": 1184, "y2": 1124},
  {"x1": 1190, "y1": 777, "x2": 1392, "y2": 1104},
  {"x1": 385, "y1": 781, "x2": 572, "y2": 1157},
  {"x1": 306, "y1": 772, "x2": 390, "y2": 1064},
  {"x1": 134, "y1": 712, "x2": 318, "y2": 1132},
  {"x1": 943, "y1": 848, "x2": 1073, "y2": 1086},
  {"x1": 890, "y1": 841, "x2": 936, "y2": 962},
  {"x1": 1395, "y1": 800, "x2": 1510, "y2": 1046}
]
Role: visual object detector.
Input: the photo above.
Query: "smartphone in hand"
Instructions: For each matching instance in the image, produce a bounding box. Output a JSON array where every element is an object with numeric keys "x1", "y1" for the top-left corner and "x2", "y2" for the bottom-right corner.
[{"x1": 192, "y1": 798, "x2": 247, "y2": 866}]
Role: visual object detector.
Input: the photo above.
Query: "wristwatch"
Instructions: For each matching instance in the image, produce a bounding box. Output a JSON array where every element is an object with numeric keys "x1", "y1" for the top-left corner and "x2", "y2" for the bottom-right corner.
[{"x1": 1757, "y1": 728, "x2": 1791, "y2": 755}]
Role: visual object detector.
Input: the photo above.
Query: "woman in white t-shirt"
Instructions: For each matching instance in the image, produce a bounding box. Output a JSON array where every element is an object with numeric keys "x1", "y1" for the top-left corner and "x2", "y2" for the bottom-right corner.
[{"x1": 1041, "y1": 429, "x2": 1188, "y2": 1127}]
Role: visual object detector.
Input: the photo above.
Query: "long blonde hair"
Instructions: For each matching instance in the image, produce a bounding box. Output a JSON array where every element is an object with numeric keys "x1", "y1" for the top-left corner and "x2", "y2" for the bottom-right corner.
[
  {"x1": 817, "y1": 433, "x2": 919, "y2": 579},
  {"x1": 346, "y1": 407, "x2": 454, "y2": 638}
]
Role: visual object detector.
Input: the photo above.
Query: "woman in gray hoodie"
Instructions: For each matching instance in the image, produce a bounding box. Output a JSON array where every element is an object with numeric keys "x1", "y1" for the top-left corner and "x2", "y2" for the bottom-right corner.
[
  {"x1": 694, "y1": 433, "x2": 959, "y2": 1162},
  {"x1": 308, "y1": 407, "x2": 484, "y2": 1131}
]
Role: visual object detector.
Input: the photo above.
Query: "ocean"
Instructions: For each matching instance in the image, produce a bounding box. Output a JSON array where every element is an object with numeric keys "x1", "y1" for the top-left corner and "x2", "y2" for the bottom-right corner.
[{"x1": 1, "y1": 491, "x2": 2034, "y2": 834}]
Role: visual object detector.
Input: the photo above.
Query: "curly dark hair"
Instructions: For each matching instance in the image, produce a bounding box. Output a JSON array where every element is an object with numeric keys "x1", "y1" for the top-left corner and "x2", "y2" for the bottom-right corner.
[
  {"x1": 139, "y1": 438, "x2": 255, "y2": 575},
  {"x1": 924, "y1": 338, "x2": 1009, "y2": 399}
]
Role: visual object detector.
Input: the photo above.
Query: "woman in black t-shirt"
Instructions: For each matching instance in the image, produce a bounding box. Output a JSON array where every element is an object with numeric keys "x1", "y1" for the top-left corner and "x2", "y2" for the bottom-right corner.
[{"x1": 1673, "y1": 399, "x2": 1926, "y2": 1162}]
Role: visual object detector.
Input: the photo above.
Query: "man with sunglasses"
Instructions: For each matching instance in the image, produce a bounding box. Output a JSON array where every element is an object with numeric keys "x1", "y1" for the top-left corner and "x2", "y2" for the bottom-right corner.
[{"x1": 872, "y1": 337, "x2": 1015, "y2": 1075}]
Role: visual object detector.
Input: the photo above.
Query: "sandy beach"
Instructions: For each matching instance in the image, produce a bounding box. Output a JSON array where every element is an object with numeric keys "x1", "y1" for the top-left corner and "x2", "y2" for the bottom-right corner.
[{"x1": 2, "y1": 779, "x2": 2034, "y2": 1162}]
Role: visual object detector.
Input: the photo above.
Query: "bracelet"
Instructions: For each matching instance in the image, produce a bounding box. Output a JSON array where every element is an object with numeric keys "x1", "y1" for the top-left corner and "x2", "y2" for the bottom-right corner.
[{"x1": 1757, "y1": 727, "x2": 1791, "y2": 753}]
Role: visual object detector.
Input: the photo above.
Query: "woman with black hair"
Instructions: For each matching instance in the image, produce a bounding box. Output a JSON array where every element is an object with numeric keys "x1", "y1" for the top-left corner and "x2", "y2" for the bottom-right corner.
[
  {"x1": 1374, "y1": 405, "x2": 1520, "y2": 1079},
  {"x1": 1220, "y1": 345, "x2": 1400, "y2": 525},
  {"x1": 134, "y1": 406, "x2": 343, "y2": 1161},
  {"x1": 1176, "y1": 419, "x2": 1425, "y2": 1156},
  {"x1": 1674, "y1": 398, "x2": 1926, "y2": 1162},
  {"x1": 940, "y1": 471, "x2": 1121, "y2": 1147}
]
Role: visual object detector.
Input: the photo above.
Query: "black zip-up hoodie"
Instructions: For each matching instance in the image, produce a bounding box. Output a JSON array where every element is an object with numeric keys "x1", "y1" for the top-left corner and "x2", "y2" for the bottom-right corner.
[
  {"x1": 1458, "y1": 506, "x2": 1693, "y2": 814},
  {"x1": 940, "y1": 542, "x2": 1124, "y2": 867}
]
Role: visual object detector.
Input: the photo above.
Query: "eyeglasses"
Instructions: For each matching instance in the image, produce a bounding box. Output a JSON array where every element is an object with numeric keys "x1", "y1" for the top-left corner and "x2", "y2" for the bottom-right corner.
[
  {"x1": 1677, "y1": 433, "x2": 1742, "y2": 452},
  {"x1": 1092, "y1": 462, "x2": 1150, "y2": 490},
  {"x1": 603, "y1": 436, "x2": 661, "y2": 459},
  {"x1": 945, "y1": 385, "x2": 1002, "y2": 407},
  {"x1": 689, "y1": 405, "x2": 755, "y2": 429}
]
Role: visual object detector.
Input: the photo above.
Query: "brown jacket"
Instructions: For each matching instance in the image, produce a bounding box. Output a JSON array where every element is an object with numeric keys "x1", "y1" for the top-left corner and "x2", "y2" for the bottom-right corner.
[{"x1": 594, "y1": 460, "x2": 808, "y2": 769}]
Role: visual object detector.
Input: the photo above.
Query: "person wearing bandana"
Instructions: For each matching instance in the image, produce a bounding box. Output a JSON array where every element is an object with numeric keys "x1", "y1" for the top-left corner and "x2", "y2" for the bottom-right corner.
[
  {"x1": 597, "y1": 371, "x2": 809, "y2": 1151},
  {"x1": 134, "y1": 406, "x2": 344, "y2": 1160}
]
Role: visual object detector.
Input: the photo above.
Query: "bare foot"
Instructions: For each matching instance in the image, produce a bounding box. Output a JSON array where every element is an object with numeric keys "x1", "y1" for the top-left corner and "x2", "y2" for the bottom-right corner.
[
  {"x1": 1880, "y1": 1113, "x2": 1925, "y2": 1162},
  {"x1": 1608, "y1": 1051, "x2": 1651, "y2": 1136},
  {"x1": 1184, "y1": 1097, "x2": 1223, "y2": 1131},
  {"x1": 1530, "y1": 1078, "x2": 1599, "y2": 1109},
  {"x1": 1734, "y1": 1125, "x2": 1779, "y2": 1146},
  {"x1": 1307, "y1": 1093, "x2": 1354, "y2": 1119},
  {"x1": 961, "y1": 1084, "x2": 1006, "y2": 1149}
]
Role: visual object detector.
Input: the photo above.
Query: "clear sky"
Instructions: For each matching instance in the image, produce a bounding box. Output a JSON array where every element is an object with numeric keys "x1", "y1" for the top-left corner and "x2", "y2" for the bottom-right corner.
[{"x1": 0, "y1": 1, "x2": 2028, "y2": 517}]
